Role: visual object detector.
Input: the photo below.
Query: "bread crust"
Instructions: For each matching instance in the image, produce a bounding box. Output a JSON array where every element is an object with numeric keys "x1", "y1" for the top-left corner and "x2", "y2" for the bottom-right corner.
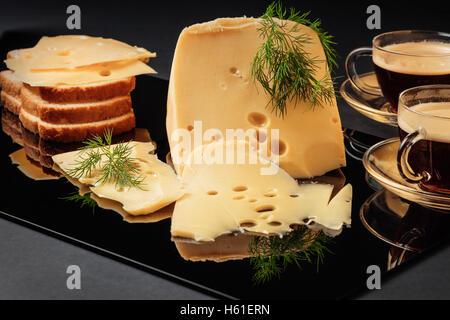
[
  {"x1": 20, "y1": 108, "x2": 136, "y2": 142},
  {"x1": 0, "y1": 70, "x2": 23, "y2": 97},
  {"x1": 25, "y1": 76, "x2": 136, "y2": 103},
  {"x1": 21, "y1": 87, "x2": 132, "y2": 124},
  {"x1": 1, "y1": 91, "x2": 22, "y2": 115}
]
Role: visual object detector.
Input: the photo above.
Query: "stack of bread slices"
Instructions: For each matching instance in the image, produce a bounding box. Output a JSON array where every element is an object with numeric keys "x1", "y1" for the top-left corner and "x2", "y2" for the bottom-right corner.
[{"x1": 0, "y1": 35, "x2": 156, "y2": 173}]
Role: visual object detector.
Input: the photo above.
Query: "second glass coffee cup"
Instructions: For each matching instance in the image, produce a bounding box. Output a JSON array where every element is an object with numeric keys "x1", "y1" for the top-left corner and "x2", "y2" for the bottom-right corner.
[
  {"x1": 346, "y1": 30, "x2": 450, "y2": 113},
  {"x1": 397, "y1": 85, "x2": 450, "y2": 194}
]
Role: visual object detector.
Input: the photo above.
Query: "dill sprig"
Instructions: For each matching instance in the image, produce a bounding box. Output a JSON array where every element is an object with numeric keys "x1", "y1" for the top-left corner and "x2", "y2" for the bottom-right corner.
[
  {"x1": 67, "y1": 129, "x2": 145, "y2": 189},
  {"x1": 60, "y1": 191, "x2": 97, "y2": 213},
  {"x1": 249, "y1": 226, "x2": 332, "y2": 285},
  {"x1": 251, "y1": 1, "x2": 337, "y2": 117}
]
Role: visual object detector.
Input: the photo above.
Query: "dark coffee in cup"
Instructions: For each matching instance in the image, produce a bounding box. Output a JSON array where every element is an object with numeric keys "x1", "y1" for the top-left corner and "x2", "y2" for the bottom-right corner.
[
  {"x1": 374, "y1": 42, "x2": 450, "y2": 112},
  {"x1": 346, "y1": 31, "x2": 450, "y2": 113},
  {"x1": 398, "y1": 101, "x2": 450, "y2": 194}
]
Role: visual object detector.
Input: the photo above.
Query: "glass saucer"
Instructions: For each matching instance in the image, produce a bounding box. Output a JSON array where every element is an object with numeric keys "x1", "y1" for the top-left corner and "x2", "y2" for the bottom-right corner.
[
  {"x1": 360, "y1": 189, "x2": 450, "y2": 253},
  {"x1": 340, "y1": 72, "x2": 398, "y2": 127},
  {"x1": 363, "y1": 138, "x2": 450, "y2": 211}
]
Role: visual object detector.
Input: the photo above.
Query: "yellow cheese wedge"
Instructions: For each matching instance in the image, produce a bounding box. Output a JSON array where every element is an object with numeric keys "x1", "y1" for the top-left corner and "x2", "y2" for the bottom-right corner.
[
  {"x1": 167, "y1": 17, "x2": 346, "y2": 179},
  {"x1": 52, "y1": 142, "x2": 184, "y2": 215},
  {"x1": 11, "y1": 59, "x2": 156, "y2": 87},
  {"x1": 170, "y1": 140, "x2": 352, "y2": 242},
  {"x1": 5, "y1": 35, "x2": 155, "y2": 71}
]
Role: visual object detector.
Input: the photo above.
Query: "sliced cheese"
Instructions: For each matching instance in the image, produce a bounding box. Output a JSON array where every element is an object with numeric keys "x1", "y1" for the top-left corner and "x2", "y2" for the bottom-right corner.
[
  {"x1": 12, "y1": 59, "x2": 156, "y2": 87},
  {"x1": 5, "y1": 35, "x2": 155, "y2": 71},
  {"x1": 52, "y1": 142, "x2": 184, "y2": 215},
  {"x1": 167, "y1": 17, "x2": 346, "y2": 179},
  {"x1": 90, "y1": 193, "x2": 173, "y2": 223},
  {"x1": 171, "y1": 140, "x2": 352, "y2": 242}
]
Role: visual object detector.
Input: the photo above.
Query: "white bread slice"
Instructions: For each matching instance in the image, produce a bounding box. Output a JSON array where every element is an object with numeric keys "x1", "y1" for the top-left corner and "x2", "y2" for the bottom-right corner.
[
  {"x1": 19, "y1": 108, "x2": 136, "y2": 142},
  {"x1": 1, "y1": 69, "x2": 136, "y2": 104},
  {"x1": 0, "y1": 70, "x2": 23, "y2": 97},
  {"x1": 24, "y1": 77, "x2": 135, "y2": 103},
  {"x1": 1, "y1": 91, "x2": 22, "y2": 115},
  {"x1": 21, "y1": 87, "x2": 132, "y2": 124}
]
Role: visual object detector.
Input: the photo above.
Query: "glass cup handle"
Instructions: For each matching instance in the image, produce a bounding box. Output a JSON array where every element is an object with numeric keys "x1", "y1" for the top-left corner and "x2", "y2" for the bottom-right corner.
[
  {"x1": 397, "y1": 129, "x2": 430, "y2": 184},
  {"x1": 345, "y1": 47, "x2": 382, "y2": 96}
]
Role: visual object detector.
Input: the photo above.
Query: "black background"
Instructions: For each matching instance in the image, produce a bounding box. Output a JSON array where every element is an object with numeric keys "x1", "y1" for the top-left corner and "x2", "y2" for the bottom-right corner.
[
  {"x1": 0, "y1": 0, "x2": 449, "y2": 300},
  {"x1": 0, "y1": 0, "x2": 449, "y2": 81}
]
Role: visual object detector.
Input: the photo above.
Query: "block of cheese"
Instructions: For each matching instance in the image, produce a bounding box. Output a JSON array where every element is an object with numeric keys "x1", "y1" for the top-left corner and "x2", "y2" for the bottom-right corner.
[
  {"x1": 5, "y1": 35, "x2": 155, "y2": 71},
  {"x1": 171, "y1": 140, "x2": 352, "y2": 242},
  {"x1": 53, "y1": 141, "x2": 184, "y2": 215},
  {"x1": 167, "y1": 17, "x2": 346, "y2": 179}
]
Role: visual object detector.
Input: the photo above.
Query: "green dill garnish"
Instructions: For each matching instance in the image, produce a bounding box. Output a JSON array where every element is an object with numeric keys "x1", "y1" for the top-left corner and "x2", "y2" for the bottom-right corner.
[
  {"x1": 60, "y1": 191, "x2": 97, "y2": 213},
  {"x1": 67, "y1": 129, "x2": 144, "y2": 189},
  {"x1": 249, "y1": 226, "x2": 332, "y2": 285},
  {"x1": 251, "y1": 1, "x2": 337, "y2": 117}
]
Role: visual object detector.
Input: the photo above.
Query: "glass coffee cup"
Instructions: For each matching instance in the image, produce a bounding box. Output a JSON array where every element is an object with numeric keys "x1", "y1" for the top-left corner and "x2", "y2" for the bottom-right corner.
[
  {"x1": 397, "y1": 85, "x2": 450, "y2": 194},
  {"x1": 346, "y1": 30, "x2": 450, "y2": 113}
]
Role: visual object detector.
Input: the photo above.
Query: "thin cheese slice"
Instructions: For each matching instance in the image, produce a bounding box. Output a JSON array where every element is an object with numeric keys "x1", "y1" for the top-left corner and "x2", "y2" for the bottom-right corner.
[
  {"x1": 52, "y1": 142, "x2": 184, "y2": 215},
  {"x1": 12, "y1": 59, "x2": 156, "y2": 87},
  {"x1": 171, "y1": 140, "x2": 352, "y2": 242},
  {"x1": 90, "y1": 193, "x2": 174, "y2": 223},
  {"x1": 167, "y1": 17, "x2": 346, "y2": 179},
  {"x1": 5, "y1": 35, "x2": 155, "y2": 71}
]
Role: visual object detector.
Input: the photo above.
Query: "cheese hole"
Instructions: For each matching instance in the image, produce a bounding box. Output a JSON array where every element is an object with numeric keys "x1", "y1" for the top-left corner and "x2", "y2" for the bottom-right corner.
[
  {"x1": 268, "y1": 221, "x2": 282, "y2": 226},
  {"x1": 230, "y1": 67, "x2": 238, "y2": 74},
  {"x1": 25, "y1": 54, "x2": 33, "y2": 59},
  {"x1": 290, "y1": 194, "x2": 299, "y2": 198},
  {"x1": 264, "y1": 192, "x2": 277, "y2": 198},
  {"x1": 240, "y1": 220, "x2": 257, "y2": 228},
  {"x1": 99, "y1": 70, "x2": 111, "y2": 77},
  {"x1": 207, "y1": 190, "x2": 218, "y2": 196},
  {"x1": 57, "y1": 50, "x2": 71, "y2": 56},
  {"x1": 255, "y1": 205, "x2": 275, "y2": 213},
  {"x1": 248, "y1": 199, "x2": 257, "y2": 203},
  {"x1": 187, "y1": 125, "x2": 194, "y2": 131},
  {"x1": 271, "y1": 140, "x2": 287, "y2": 156},
  {"x1": 233, "y1": 195, "x2": 245, "y2": 200},
  {"x1": 255, "y1": 130, "x2": 267, "y2": 143},
  {"x1": 233, "y1": 186, "x2": 248, "y2": 192},
  {"x1": 332, "y1": 117, "x2": 338, "y2": 124},
  {"x1": 145, "y1": 170, "x2": 155, "y2": 175},
  {"x1": 248, "y1": 112, "x2": 268, "y2": 127}
]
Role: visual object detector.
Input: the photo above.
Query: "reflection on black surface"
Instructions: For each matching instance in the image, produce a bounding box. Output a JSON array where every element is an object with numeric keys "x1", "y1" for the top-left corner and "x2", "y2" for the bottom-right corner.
[
  {"x1": 361, "y1": 189, "x2": 450, "y2": 272},
  {"x1": 0, "y1": 74, "x2": 396, "y2": 299}
]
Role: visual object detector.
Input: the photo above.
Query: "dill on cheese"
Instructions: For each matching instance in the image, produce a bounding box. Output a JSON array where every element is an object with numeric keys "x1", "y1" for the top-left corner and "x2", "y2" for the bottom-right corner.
[
  {"x1": 251, "y1": 1, "x2": 337, "y2": 117},
  {"x1": 67, "y1": 129, "x2": 145, "y2": 189}
]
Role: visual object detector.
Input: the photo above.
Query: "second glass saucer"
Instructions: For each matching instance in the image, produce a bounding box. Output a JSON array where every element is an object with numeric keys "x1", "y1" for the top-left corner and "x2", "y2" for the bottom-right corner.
[{"x1": 363, "y1": 138, "x2": 450, "y2": 211}]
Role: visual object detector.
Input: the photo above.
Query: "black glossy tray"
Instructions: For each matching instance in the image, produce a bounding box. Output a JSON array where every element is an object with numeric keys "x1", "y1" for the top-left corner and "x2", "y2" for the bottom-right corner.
[{"x1": 1, "y1": 33, "x2": 449, "y2": 300}]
